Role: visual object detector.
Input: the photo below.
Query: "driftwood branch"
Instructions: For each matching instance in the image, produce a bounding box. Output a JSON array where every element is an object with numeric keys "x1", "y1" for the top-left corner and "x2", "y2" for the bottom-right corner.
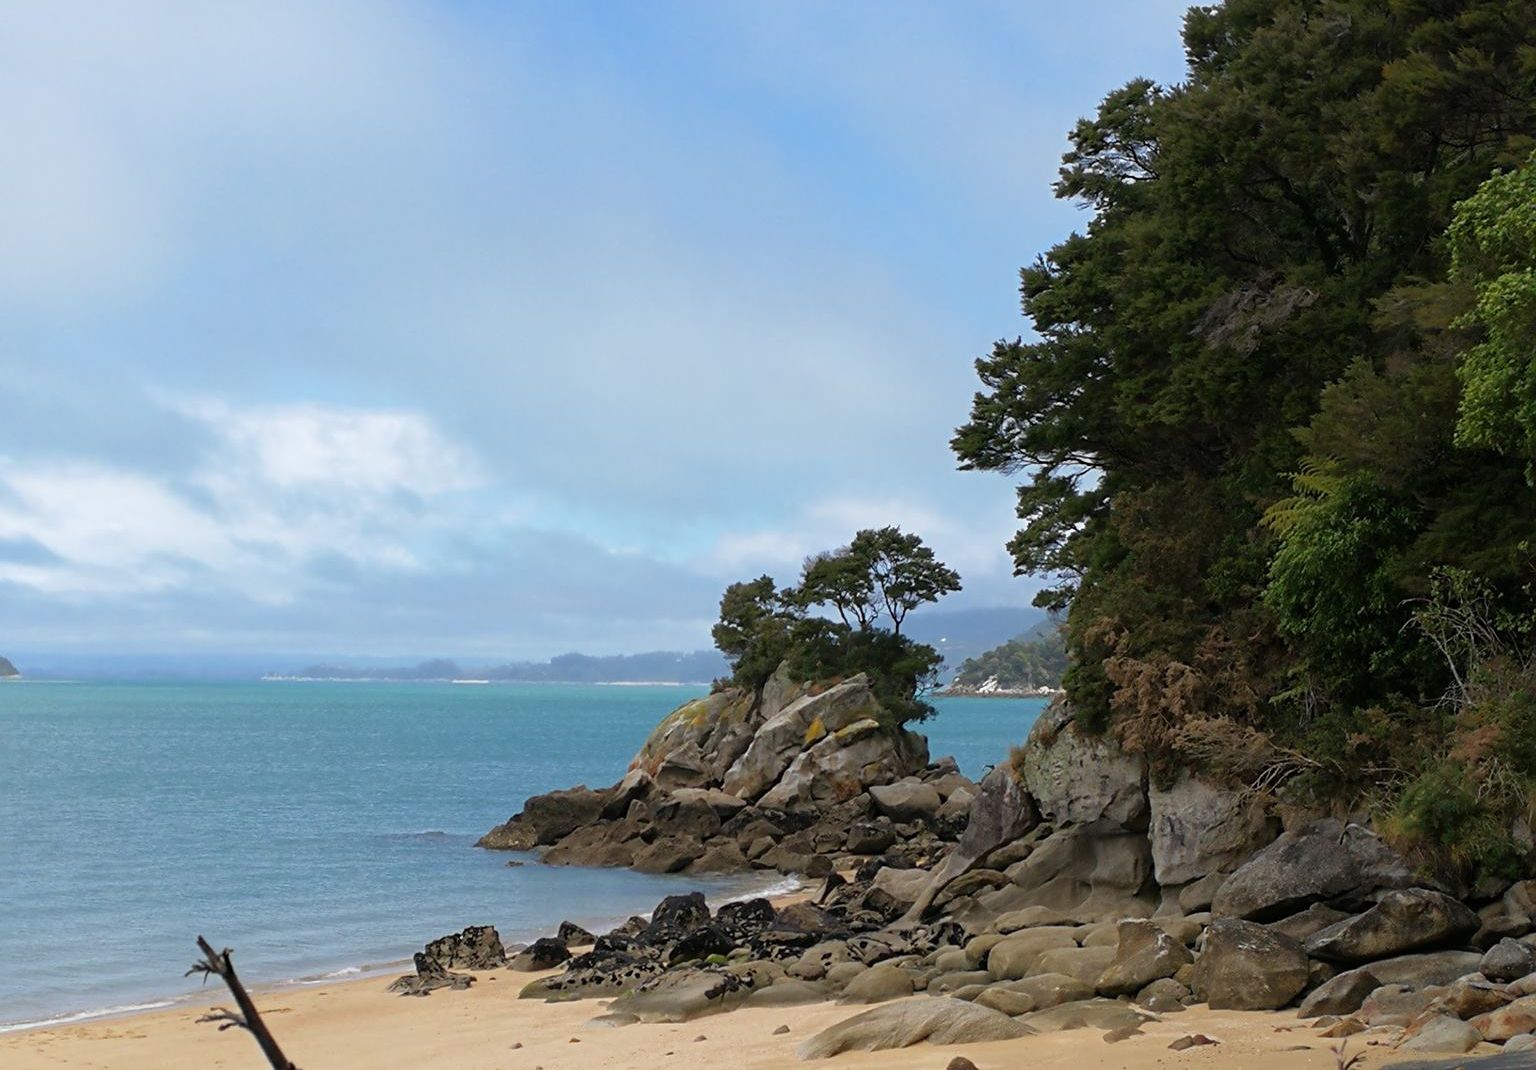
[{"x1": 187, "y1": 936, "x2": 300, "y2": 1070}]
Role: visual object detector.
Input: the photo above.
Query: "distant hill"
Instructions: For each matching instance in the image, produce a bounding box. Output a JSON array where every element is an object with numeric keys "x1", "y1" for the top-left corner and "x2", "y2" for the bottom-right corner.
[
  {"x1": 283, "y1": 650, "x2": 730, "y2": 684},
  {"x1": 0, "y1": 656, "x2": 17, "y2": 678},
  {"x1": 903, "y1": 606, "x2": 1048, "y2": 669},
  {"x1": 947, "y1": 622, "x2": 1067, "y2": 693}
]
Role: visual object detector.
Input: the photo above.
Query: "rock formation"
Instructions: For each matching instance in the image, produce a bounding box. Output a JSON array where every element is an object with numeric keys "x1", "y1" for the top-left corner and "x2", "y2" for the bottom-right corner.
[
  {"x1": 479, "y1": 669, "x2": 958, "y2": 878},
  {"x1": 457, "y1": 683, "x2": 1536, "y2": 1059}
]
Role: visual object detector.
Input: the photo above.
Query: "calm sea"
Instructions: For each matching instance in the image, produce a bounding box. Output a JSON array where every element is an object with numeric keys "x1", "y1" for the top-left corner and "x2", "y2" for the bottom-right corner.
[{"x1": 0, "y1": 680, "x2": 1043, "y2": 1031}]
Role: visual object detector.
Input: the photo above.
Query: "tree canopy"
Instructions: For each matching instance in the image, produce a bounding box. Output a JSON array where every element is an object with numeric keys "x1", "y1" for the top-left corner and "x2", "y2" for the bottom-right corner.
[
  {"x1": 955, "y1": 0, "x2": 1536, "y2": 885},
  {"x1": 712, "y1": 528, "x2": 960, "y2": 727}
]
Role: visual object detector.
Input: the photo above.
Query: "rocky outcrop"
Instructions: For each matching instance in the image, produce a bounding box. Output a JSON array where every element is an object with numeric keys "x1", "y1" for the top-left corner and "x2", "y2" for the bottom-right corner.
[
  {"x1": 1193, "y1": 919, "x2": 1310, "y2": 1010},
  {"x1": 1016, "y1": 702, "x2": 1145, "y2": 828},
  {"x1": 796, "y1": 998, "x2": 1032, "y2": 1058},
  {"x1": 480, "y1": 671, "x2": 948, "y2": 880},
  {"x1": 1147, "y1": 773, "x2": 1277, "y2": 886}
]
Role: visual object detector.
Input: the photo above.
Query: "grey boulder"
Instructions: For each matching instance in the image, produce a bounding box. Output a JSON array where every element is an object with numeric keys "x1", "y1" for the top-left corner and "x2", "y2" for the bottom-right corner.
[
  {"x1": 1192, "y1": 919, "x2": 1309, "y2": 1010},
  {"x1": 796, "y1": 997, "x2": 1033, "y2": 1059},
  {"x1": 1305, "y1": 889, "x2": 1478, "y2": 964}
]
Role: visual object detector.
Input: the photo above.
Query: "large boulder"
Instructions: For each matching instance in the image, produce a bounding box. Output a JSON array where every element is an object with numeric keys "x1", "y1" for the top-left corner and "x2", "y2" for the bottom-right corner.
[
  {"x1": 902, "y1": 763, "x2": 1040, "y2": 921},
  {"x1": 1192, "y1": 918, "x2": 1310, "y2": 1010},
  {"x1": 1211, "y1": 819, "x2": 1416, "y2": 921},
  {"x1": 1096, "y1": 919, "x2": 1192, "y2": 996},
  {"x1": 1304, "y1": 889, "x2": 1479, "y2": 964},
  {"x1": 1148, "y1": 773, "x2": 1278, "y2": 886},
  {"x1": 721, "y1": 676, "x2": 885, "y2": 800},
  {"x1": 796, "y1": 997, "x2": 1032, "y2": 1059},
  {"x1": 478, "y1": 786, "x2": 609, "y2": 849},
  {"x1": 993, "y1": 822, "x2": 1156, "y2": 921},
  {"x1": 629, "y1": 688, "x2": 764, "y2": 791},
  {"x1": 419, "y1": 925, "x2": 506, "y2": 971},
  {"x1": 869, "y1": 780, "x2": 943, "y2": 823},
  {"x1": 757, "y1": 718, "x2": 928, "y2": 810},
  {"x1": 1016, "y1": 701, "x2": 1147, "y2": 828}
]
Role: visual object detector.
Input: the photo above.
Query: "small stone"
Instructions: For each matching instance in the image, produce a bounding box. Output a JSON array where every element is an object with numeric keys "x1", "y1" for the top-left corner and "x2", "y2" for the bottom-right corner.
[
  {"x1": 1319, "y1": 1018, "x2": 1367, "y2": 1038},
  {"x1": 693, "y1": 1034, "x2": 707, "y2": 1042},
  {"x1": 1168, "y1": 1034, "x2": 1219, "y2": 1050},
  {"x1": 1104, "y1": 1024, "x2": 1143, "y2": 1043},
  {"x1": 946, "y1": 1059, "x2": 980, "y2": 1070},
  {"x1": 773, "y1": 1024, "x2": 790, "y2": 1035}
]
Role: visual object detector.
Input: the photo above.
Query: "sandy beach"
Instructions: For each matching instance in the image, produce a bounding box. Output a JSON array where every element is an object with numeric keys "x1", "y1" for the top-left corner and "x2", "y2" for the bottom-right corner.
[{"x1": 1, "y1": 961, "x2": 1432, "y2": 1070}]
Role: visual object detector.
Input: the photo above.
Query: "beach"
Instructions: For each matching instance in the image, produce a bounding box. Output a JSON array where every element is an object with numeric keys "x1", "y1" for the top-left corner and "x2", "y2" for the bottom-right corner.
[{"x1": 0, "y1": 961, "x2": 1410, "y2": 1070}]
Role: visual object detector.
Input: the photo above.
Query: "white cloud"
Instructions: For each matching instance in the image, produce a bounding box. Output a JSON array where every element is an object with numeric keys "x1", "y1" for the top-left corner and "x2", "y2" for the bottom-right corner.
[
  {"x1": 703, "y1": 494, "x2": 1021, "y2": 595},
  {"x1": 0, "y1": 398, "x2": 482, "y2": 600}
]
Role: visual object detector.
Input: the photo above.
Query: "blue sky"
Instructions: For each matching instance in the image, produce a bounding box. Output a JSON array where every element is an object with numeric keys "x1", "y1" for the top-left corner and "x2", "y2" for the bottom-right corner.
[{"x1": 0, "y1": 0, "x2": 1190, "y2": 657}]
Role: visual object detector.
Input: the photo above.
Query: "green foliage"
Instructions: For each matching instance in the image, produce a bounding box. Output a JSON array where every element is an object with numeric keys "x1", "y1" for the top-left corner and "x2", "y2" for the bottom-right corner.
[
  {"x1": 711, "y1": 528, "x2": 960, "y2": 728},
  {"x1": 1448, "y1": 152, "x2": 1536, "y2": 471},
  {"x1": 952, "y1": 625, "x2": 1068, "y2": 691},
  {"x1": 954, "y1": 0, "x2": 1536, "y2": 884}
]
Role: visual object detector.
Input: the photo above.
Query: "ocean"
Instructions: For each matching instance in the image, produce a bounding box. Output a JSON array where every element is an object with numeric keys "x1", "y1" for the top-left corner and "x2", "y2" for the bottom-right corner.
[{"x1": 0, "y1": 680, "x2": 1044, "y2": 1032}]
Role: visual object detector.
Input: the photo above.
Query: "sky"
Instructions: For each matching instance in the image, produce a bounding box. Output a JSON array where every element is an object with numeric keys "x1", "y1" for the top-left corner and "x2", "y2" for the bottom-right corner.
[{"x1": 0, "y1": 0, "x2": 1192, "y2": 659}]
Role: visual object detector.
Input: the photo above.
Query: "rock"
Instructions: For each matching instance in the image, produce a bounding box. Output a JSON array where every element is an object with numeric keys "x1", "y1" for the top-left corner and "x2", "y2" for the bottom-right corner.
[
  {"x1": 1484, "y1": 938, "x2": 1536, "y2": 983},
  {"x1": 1298, "y1": 969, "x2": 1381, "y2": 1018},
  {"x1": 870, "y1": 781, "x2": 943, "y2": 823},
  {"x1": 631, "y1": 689, "x2": 762, "y2": 791},
  {"x1": 583, "y1": 1012, "x2": 640, "y2": 1028},
  {"x1": 939, "y1": 870, "x2": 1010, "y2": 902},
  {"x1": 1033, "y1": 946, "x2": 1116, "y2": 986},
  {"x1": 1168, "y1": 1034, "x2": 1219, "y2": 1050},
  {"x1": 995, "y1": 906, "x2": 1079, "y2": 932},
  {"x1": 1008, "y1": 972, "x2": 1096, "y2": 1009},
  {"x1": 482, "y1": 786, "x2": 610, "y2": 849},
  {"x1": 607, "y1": 968, "x2": 755, "y2": 1022},
  {"x1": 690, "y1": 841, "x2": 751, "y2": 873},
  {"x1": 871, "y1": 866, "x2": 932, "y2": 908},
  {"x1": 902, "y1": 764, "x2": 1040, "y2": 921},
  {"x1": 1019, "y1": 998, "x2": 1151, "y2": 1033},
  {"x1": 653, "y1": 794, "x2": 725, "y2": 840},
  {"x1": 633, "y1": 836, "x2": 704, "y2": 874},
  {"x1": 1016, "y1": 701, "x2": 1147, "y2": 828},
  {"x1": 1096, "y1": 919, "x2": 1192, "y2": 996},
  {"x1": 1192, "y1": 918, "x2": 1309, "y2": 1010},
  {"x1": 928, "y1": 970, "x2": 994, "y2": 994},
  {"x1": 541, "y1": 827, "x2": 637, "y2": 868},
  {"x1": 974, "y1": 986, "x2": 1037, "y2": 1015},
  {"x1": 388, "y1": 951, "x2": 475, "y2": 996},
  {"x1": 1148, "y1": 773, "x2": 1278, "y2": 886},
  {"x1": 1443, "y1": 976, "x2": 1510, "y2": 1019},
  {"x1": 1318, "y1": 1017, "x2": 1366, "y2": 1038},
  {"x1": 825, "y1": 962, "x2": 869, "y2": 987},
  {"x1": 846, "y1": 821, "x2": 896, "y2": 855},
  {"x1": 722, "y1": 676, "x2": 886, "y2": 801},
  {"x1": 946, "y1": 1059, "x2": 980, "y2": 1070},
  {"x1": 1211, "y1": 819, "x2": 1416, "y2": 921},
  {"x1": 986, "y1": 929, "x2": 1081, "y2": 981},
  {"x1": 1473, "y1": 995, "x2": 1536, "y2": 1042},
  {"x1": 1334, "y1": 949, "x2": 1482, "y2": 987},
  {"x1": 1401, "y1": 1015, "x2": 1482, "y2": 1054},
  {"x1": 1135, "y1": 977, "x2": 1190, "y2": 1012},
  {"x1": 1358, "y1": 984, "x2": 1444, "y2": 1027},
  {"x1": 558, "y1": 921, "x2": 596, "y2": 947},
  {"x1": 762, "y1": 720, "x2": 929, "y2": 811},
  {"x1": 1505, "y1": 1033, "x2": 1536, "y2": 1052},
  {"x1": 509, "y1": 938, "x2": 572, "y2": 971},
  {"x1": 1304, "y1": 889, "x2": 1479, "y2": 963},
  {"x1": 746, "y1": 981, "x2": 830, "y2": 1008},
  {"x1": 999, "y1": 823, "x2": 1155, "y2": 921},
  {"x1": 796, "y1": 997, "x2": 1033, "y2": 1058},
  {"x1": 420, "y1": 925, "x2": 506, "y2": 970},
  {"x1": 838, "y1": 964, "x2": 916, "y2": 1004},
  {"x1": 1267, "y1": 903, "x2": 1353, "y2": 943}
]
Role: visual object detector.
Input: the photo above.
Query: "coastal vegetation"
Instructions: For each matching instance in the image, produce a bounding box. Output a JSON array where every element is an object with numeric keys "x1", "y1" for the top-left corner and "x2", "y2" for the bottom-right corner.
[
  {"x1": 949, "y1": 623, "x2": 1067, "y2": 693},
  {"x1": 954, "y1": 0, "x2": 1536, "y2": 882},
  {"x1": 712, "y1": 527, "x2": 961, "y2": 727}
]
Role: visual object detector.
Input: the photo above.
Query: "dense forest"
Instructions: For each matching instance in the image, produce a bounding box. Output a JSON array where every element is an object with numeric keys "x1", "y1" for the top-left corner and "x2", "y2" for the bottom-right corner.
[{"x1": 955, "y1": 0, "x2": 1536, "y2": 883}]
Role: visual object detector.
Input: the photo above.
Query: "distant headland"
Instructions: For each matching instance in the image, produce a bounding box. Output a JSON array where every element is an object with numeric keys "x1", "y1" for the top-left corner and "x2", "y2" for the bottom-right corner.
[{"x1": 0, "y1": 656, "x2": 18, "y2": 678}]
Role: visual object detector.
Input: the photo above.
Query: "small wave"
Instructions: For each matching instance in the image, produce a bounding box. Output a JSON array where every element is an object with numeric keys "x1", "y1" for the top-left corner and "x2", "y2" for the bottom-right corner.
[
  {"x1": 723, "y1": 874, "x2": 804, "y2": 903},
  {"x1": 0, "y1": 1000, "x2": 178, "y2": 1034},
  {"x1": 382, "y1": 829, "x2": 458, "y2": 842}
]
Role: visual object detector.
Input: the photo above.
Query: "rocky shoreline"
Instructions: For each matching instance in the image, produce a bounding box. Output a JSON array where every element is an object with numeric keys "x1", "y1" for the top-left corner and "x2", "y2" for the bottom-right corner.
[{"x1": 386, "y1": 668, "x2": 1536, "y2": 1060}]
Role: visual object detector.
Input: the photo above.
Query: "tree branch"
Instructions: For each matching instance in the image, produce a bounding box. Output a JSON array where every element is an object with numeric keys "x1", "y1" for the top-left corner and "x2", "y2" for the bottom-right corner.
[{"x1": 187, "y1": 936, "x2": 300, "y2": 1070}]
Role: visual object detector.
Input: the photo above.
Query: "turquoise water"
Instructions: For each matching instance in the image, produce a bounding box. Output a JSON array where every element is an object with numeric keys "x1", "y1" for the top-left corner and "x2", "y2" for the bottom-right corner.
[{"x1": 0, "y1": 681, "x2": 1043, "y2": 1030}]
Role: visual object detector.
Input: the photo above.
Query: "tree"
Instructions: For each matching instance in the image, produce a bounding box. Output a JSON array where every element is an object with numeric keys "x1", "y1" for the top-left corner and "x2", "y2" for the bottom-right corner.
[
  {"x1": 710, "y1": 530, "x2": 962, "y2": 727},
  {"x1": 850, "y1": 527, "x2": 962, "y2": 636},
  {"x1": 953, "y1": 0, "x2": 1536, "y2": 882}
]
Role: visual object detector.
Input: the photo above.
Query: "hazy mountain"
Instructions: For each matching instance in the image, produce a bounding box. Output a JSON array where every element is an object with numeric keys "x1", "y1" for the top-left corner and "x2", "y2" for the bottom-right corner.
[{"x1": 0, "y1": 656, "x2": 18, "y2": 677}]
